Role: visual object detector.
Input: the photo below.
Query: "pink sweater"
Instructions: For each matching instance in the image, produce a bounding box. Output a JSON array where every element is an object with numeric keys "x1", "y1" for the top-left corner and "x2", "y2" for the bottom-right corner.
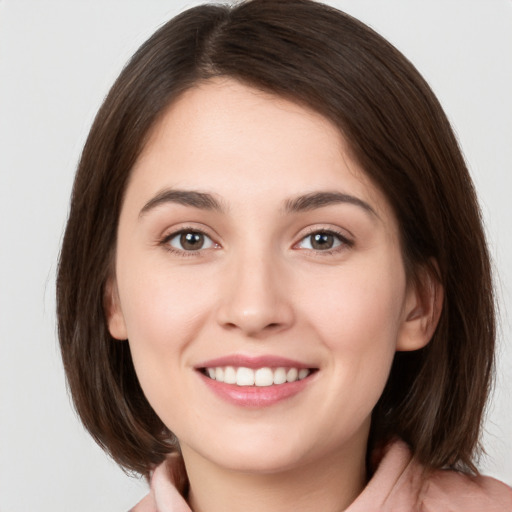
[{"x1": 130, "y1": 440, "x2": 512, "y2": 511}]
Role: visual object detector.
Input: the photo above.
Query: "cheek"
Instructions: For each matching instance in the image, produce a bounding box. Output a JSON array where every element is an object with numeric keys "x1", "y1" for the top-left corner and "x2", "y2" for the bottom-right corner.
[
  {"x1": 115, "y1": 265, "x2": 214, "y2": 424},
  {"x1": 299, "y1": 253, "x2": 406, "y2": 381},
  {"x1": 115, "y1": 256, "x2": 223, "y2": 379},
  {"x1": 120, "y1": 273, "x2": 201, "y2": 342},
  {"x1": 309, "y1": 250, "x2": 404, "y2": 332}
]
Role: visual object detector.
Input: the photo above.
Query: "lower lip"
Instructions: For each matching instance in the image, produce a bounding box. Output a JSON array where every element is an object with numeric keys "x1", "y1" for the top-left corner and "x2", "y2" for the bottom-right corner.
[{"x1": 198, "y1": 372, "x2": 314, "y2": 407}]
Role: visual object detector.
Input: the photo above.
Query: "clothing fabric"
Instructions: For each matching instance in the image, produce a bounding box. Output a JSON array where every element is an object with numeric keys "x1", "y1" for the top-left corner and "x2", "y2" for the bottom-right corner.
[{"x1": 130, "y1": 440, "x2": 512, "y2": 511}]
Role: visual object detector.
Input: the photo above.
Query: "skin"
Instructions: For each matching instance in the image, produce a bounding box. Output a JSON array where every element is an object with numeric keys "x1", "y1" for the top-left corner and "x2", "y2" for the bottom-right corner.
[{"x1": 107, "y1": 79, "x2": 441, "y2": 512}]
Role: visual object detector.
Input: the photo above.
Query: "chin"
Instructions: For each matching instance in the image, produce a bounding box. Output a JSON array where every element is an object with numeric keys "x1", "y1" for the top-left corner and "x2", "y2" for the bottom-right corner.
[
  {"x1": 178, "y1": 425, "x2": 314, "y2": 475},
  {"x1": 211, "y1": 445, "x2": 309, "y2": 474}
]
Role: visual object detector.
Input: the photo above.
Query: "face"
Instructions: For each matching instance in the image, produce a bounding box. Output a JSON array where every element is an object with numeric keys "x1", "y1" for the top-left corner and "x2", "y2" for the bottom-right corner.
[{"x1": 108, "y1": 79, "x2": 430, "y2": 475}]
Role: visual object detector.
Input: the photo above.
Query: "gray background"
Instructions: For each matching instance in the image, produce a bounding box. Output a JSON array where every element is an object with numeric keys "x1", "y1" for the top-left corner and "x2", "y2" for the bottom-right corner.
[{"x1": 1, "y1": 1, "x2": 511, "y2": 510}]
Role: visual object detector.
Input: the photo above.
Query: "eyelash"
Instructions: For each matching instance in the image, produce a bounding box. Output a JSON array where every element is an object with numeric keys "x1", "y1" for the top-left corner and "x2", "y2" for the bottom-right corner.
[
  {"x1": 295, "y1": 228, "x2": 354, "y2": 256},
  {"x1": 160, "y1": 227, "x2": 216, "y2": 258},
  {"x1": 159, "y1": 227, "x2": 353, "y2": 257}
]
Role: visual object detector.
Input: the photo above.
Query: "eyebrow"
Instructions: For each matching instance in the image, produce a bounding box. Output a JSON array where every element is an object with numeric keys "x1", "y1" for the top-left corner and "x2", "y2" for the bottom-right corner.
[
  {"x1": 139, "y1": 188, "x2": 377, "y2": 219},
  {"x1": 139, "y1": 189, "x2": 226, "y2": 217},
  {"x1": 283, "y1": 191, "x2": 377, "y2": 217}
]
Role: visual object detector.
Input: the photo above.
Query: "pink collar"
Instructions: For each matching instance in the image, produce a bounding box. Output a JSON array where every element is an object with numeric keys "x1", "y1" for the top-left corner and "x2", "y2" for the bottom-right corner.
[{"x1": 131, "y1": 440, "x2": 512, "y2": 512}]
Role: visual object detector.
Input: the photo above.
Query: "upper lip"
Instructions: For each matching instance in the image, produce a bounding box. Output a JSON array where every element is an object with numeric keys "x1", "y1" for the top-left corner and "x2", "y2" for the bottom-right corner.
[{"x1": 195, "y1": 354, "x2": 315, "y2": 370}]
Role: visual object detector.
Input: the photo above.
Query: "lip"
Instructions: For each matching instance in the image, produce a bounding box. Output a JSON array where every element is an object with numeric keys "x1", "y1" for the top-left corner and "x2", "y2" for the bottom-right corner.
[
  {"x1": 195, "y1": 354, "x2": 318, "y2": 408},
  {"x1": 198, "y1": 371, "x2": 315, "y2": 407},
  {"x1": 195, "y1": 354, "x2": 312, "y2": 370}
]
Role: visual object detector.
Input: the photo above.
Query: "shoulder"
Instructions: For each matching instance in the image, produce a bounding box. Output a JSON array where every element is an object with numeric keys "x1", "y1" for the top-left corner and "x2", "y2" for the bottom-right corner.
[
  {"x1": 419, "y1": 468, "x2": 512, "y2": 512},
  {"x1": 383, "y1": 440, "x2": 512, "y2": 511},
  {"x1": 128, "y1": 454, "x2": 192, "y2": 512},
  {"x1": 350, "y1": 440, "x2": 512, "y2": 512},
  {"x1": 129, "y1": 493, "x2": 156, "y2": 512}
]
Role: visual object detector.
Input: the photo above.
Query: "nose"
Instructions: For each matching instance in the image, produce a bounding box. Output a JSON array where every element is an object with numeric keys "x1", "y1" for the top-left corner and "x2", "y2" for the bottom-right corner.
[{"x1": 216, "y1": 250, "x2": 295, "y2": 338}]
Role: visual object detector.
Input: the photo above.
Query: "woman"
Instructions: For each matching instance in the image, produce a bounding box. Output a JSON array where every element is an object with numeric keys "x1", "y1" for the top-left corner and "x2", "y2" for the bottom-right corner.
[{"x1": 57, "y1": 1, "x2": 512, "y2": 510}]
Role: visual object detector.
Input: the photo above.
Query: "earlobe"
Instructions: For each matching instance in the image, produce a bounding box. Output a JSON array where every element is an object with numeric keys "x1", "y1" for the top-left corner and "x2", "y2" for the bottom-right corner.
[
  {"x1": 104, "y1": 278, "x2": 128, "y2": 340},
  {"x1": 396, "y1": 264, "x2": 443, "y2": 352}
]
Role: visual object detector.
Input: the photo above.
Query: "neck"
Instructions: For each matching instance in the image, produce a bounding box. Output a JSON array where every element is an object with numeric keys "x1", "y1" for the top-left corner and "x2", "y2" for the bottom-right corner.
[{"x1": 181, "y1": 434, "x2": 368, "y2": 512}]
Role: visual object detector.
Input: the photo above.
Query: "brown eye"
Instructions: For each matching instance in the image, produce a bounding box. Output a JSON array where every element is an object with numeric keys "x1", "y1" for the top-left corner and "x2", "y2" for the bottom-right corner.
[
  {"x1": 180, "y1": 232, "x2": 205, "y2": 250},
  {"x1": 167, "y1": 230, "x2": 215, "y2": 252},
  {"x1": 310, "y1": 233, "x2": 335, "y2": 250},
  {"x1": 297, "y1": 230, "x2": 349, "y2": 252}
]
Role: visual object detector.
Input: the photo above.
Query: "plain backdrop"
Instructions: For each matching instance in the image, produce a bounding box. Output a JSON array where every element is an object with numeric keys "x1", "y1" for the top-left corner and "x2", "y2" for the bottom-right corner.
[{"x1": 1, "y1": 1, "x2": 511, "y2": 510}]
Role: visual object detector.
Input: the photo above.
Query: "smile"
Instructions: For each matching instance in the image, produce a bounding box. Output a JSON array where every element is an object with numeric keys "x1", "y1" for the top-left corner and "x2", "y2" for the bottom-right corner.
[
  {"x1": 196, "y1": 355, "x2": 318, "y2": 406},
  {"x1": 202, "y1": 366, "x2": 311, "y2": 387}
]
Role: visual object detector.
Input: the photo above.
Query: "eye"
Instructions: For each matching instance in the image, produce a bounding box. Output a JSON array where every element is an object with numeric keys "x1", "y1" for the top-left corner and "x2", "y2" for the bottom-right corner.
[
  {"x1": 165, "y1": 230, "x2": 216, "y2": 252},
  {"x1": 296, "y1": 230, "x2": 350, "y2": 251}
]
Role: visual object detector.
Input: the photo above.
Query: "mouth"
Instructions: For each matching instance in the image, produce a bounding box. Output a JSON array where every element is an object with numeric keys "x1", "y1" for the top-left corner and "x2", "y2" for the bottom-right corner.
[
  {"x1": 195, "y1": 355, "x2": 318, "y2": 406},
  {"x1": 199, "y1": 365, "x2": 316, "y2": 387}
]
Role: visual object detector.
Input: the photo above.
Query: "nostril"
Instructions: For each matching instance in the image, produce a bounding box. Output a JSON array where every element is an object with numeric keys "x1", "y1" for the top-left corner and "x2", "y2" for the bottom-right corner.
[
  {"x1": 222, "y1": 321, "x2": 282, "y2": 332},
  {"x1": 216, "y1": 298, "x2": 295, "y2": 336}
]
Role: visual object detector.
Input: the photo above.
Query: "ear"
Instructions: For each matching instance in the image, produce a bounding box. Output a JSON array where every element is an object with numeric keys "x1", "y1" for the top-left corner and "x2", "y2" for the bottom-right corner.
[
  {"x1": 104, "y1": 277, "x2": 128, "y2": 340},
  {"x1": 396, "y1": 263, "x2": 443, "y2": 351}
]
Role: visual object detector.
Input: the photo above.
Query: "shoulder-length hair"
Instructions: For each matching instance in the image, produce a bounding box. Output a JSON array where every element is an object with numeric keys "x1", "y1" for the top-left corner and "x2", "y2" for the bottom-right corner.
[{"x1": 57, "y1": 0, "x2": 495, "y2": 477}]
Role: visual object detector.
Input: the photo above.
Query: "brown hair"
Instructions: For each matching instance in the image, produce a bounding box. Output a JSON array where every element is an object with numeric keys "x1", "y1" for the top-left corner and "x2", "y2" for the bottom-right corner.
[{"x1": 57, "y1": 0, "x2": 495, "y2": 477}]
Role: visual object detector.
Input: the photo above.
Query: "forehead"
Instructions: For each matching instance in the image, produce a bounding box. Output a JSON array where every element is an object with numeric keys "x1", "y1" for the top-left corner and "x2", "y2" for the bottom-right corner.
[
  {"x1": 139, "y1": 78, "x2": 347, "y2": 169},
  {"x1": 127, "y1": 78, "x2": 395, "y2": 224}
]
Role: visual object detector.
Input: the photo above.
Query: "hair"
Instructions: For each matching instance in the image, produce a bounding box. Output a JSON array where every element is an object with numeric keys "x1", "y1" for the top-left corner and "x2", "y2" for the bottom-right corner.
[{"x1": 57, "y1": 0, "x2": 495, "y2": 478}]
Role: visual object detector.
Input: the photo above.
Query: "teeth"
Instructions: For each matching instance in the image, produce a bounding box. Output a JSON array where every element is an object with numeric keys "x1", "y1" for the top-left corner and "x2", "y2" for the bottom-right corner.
[
  {"x1": 298, "y1": 368, "x2": 309, "y2": 380},
  {"x1": 286, "y1": 368, "x2": 298, "y2": 382},
  {"x1": 274, "y1": 367, "x2": 287, "y2": 385},
  {"x1": 204, "y1": 366, "x2": 312, "y2": 386},
  {"x1": 224, "y1": 366, "x2": 237, "y2": 384},
  {"x1": 236, "y1": 367, "x2": 255, "y2": 386},
  {"x1": 255, "y1": 367, "x2": 273, "y2": 387}
]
